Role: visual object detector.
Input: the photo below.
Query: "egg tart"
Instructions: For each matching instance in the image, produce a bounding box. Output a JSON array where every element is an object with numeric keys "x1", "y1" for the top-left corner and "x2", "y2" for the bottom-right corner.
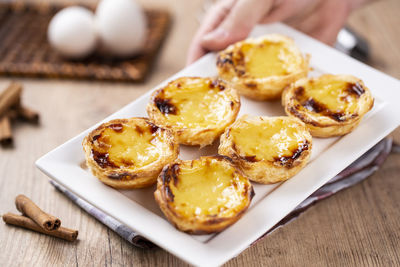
[
  {"x1": 282, "y1": 74, "x2": 374, "y2": 137},
  {"x1": 216, "y1": 34, "x2": 309, "y2": 100},
  {"x1": 146, "y1": 77, "x2": 240, "y2": 146},
  {"x1": 218, "y1": 116, "x2": 312, "y2": 184},
  {"x1": 83, "y1": 117, "x2": 179, "y2": 189},
  {"x1": 154, "y1": 156, "x2": 254, "y2": 234}
]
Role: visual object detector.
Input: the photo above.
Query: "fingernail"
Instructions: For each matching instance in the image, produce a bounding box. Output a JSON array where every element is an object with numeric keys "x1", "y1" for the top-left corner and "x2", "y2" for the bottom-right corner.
[{"x1": 202, "y1": 28, "x2": 229, "y2": 42}]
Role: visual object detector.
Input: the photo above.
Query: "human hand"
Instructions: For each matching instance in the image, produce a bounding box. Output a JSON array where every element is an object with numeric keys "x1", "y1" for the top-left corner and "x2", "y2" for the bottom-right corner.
[{"x1": 187, "y1": 0, "x2": 368, "y2": 65}]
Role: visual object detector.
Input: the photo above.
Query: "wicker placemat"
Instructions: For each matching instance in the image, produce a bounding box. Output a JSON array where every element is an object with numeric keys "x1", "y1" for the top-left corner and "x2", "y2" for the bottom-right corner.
[{"x1": 0, "y1": 2, "x2": 170, "y2": 82}]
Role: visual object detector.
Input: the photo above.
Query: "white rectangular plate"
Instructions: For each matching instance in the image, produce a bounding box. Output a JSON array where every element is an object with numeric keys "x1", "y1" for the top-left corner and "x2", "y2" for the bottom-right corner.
[{"x1": 36, "y1": 23, "x2": 400, "y2": 267}]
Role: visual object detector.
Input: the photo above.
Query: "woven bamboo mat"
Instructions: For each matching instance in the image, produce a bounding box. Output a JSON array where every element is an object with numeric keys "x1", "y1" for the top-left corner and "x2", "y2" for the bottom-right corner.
[{"x1": 0, "y1": 2, "x2": 170, "y2": 82}]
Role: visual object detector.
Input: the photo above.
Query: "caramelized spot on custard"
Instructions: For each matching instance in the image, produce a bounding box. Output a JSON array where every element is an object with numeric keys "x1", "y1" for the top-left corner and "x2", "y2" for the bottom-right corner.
[
  {"x1": 209, "y1": 79, "x2": 226, "y2": 91},
  {"x1": 242, "y1": 185, "x2": 250, "y2": 198},
  {"x1": 161, "y1": 166, "x2": 171, "y2": 184},
  {"x1": 91, "y1": 121, "x2": 161, "y2": 170},
  {"x1": 294, "y1": 86, "x2": 305, "y2": 97},
  {"x1": 92, "y1": 134, "x2": 101, "y2": 142},
  {"x1": 213, "y1": 154, "x2": 235, "y2": 164},
  {"x1": 245, "y1": 82, "x2": 257, "y2": 88},
  {"x1": 275, "y1": 140, "x2": 309, "y2": 168},
  {"x1": 330, "y1": 112, "x2": 347, "y2": 122},
  {"x1": 162, "y1": 163, "x2": 180, "y2": 186},
  {"x1": 147, "y1": 121, "x2": 159, "y2": 134},
  {"x1": 242, "y1": 155, "x2": 257, "y2": 162},
  {"x1": 165, "y1": 185, "x2": 175, "y2": 202},
  {"x1": 108, "y1": 172, "x2": 136, "y2": 180},
  {"x1": 303, "y1": 98, "x2": 326, "y2": 113},
  {"x1": 92, "y1": 150, "x2": 117, "y2": 168},
  {"x1": 236, "y1": 69, "x2": 245, "y2": 76},
  {"x1": 108, "y1": 123, "x2": 123, "y2": 132},
  {"x1": 171, "y1": 163, "x2": 180, "y2": 186},
  {"x1": 232, "y1": 181, "x2": 238, "y2": 189},
  {"x1": 230, "y1": 117, "x2": 308, "y2": 163},
  {"x1": 236, "y1": 50, "x2": 245, "y2": 65},
  {"x1": 154, "y1": 97, "x2": 177, "y2": 115},
  {"x1": 294, "y1": 78, "x2": 364, "y2": 122},
  {"x1": 135, "y1": 125, "x2": 144, "y2": 134},
  {"x1": 302, "y1": 98, "x2": 347, "y2": 122},
  {"x1": 233, "y1": 50, "x2": 247, "y2": 77},
  {"x1": 161, "y1": 164, "x2": 179, "y2": 202},
  {"x1": 288, "y1": 106, "x2": 320, "y2": 126},
  {"x1": 216, "y1": 52, "x2": 233, "y2": 67},
  {"x1": 346, "y1": 82, "x2": 365, "y2": 97}
]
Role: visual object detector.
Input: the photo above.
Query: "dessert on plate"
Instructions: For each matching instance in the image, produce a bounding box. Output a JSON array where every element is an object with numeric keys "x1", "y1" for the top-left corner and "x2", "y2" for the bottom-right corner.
[
  {"x1": 147, "y1": 76, "x2": 240, "y2": 146},
  {"x1": 219, "y1": 115, "x2": 312, "y2": 184},
  {"x1": 282, "y1": 74, "x2": 374, "y2": 137},
  {"x1": 216, "y1": 34, "x2": 309, "y2": 100},
  {"x1": 83, "y1": 117, "x2": 179, "y2": 189},
  {"x1": 154, "y1": 156, "x2": 254, "y2": 234}
]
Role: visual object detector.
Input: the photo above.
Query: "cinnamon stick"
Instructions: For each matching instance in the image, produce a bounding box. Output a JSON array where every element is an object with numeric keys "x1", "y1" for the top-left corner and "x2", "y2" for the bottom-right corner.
[
  {"x1": 0, "y1": 82, "x2": 22, "y2": 117},
  {"x1": 2, "y1": 213, "x2": 78, "y2": 242},
  {"x1": 16, "y1": 105, "x2": 40, "y2": 124},
  {"x1": 15, "y1": 195, "x2": 61, "y2": 231},
  {"x1": 0, "y1": 115, "x2": 12, "y2": 147},
  {"x1": 6, "y1": 108, "x2": 18, "y2": 121}
]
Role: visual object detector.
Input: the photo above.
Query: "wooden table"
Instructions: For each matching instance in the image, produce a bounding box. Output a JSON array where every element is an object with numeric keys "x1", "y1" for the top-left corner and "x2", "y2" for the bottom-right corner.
[{"x1": 1, "y1": 0, "x2": 399, "y2": 266}]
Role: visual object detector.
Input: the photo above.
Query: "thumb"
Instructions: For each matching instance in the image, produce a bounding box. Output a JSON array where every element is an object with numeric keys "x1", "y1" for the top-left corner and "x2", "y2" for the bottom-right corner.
[{"x1": 201, "y1": 0, "x2": 274, "y2": 51}]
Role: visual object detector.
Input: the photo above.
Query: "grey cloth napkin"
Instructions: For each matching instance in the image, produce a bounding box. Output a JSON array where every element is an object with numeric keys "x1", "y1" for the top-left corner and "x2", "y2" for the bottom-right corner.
[{"x1": 50, "y1": 138, "x2": 397, "y2": 249}]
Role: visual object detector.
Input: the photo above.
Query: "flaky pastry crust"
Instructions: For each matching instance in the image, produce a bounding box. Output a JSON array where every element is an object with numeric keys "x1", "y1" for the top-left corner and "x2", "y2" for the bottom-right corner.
[
  {"x1": 218, "y1": 116, "x2": 312, "y2": 184},
  {"x1": 282, "y1": 74, "x2": 374, "y2": 137},
  {"x1": 154, "y1": 156, "x2": 254, "y2": 234},
  {"x1": 83, "y1": 117, "x2": 179, "y2": 189},
  {"x1": 217, "y1": 34, "x2": 309, "y2": 100},
  {"x1": 146, "y1": 77, "x2": 240, "y2": 146}
]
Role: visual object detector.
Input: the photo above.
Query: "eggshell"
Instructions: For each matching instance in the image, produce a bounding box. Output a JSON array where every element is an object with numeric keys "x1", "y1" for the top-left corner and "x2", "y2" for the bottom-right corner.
[
  {"x1": 95, "y1": 0, "x2": 147, "y2": 57},
  {"x1": 47, "y1": 6, "x2": 97, "y2": 59}
]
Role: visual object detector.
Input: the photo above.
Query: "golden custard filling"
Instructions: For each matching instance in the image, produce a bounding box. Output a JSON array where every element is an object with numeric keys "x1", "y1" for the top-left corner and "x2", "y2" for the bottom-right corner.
[
  {"x1": 91, "y1": 122, "x2": 161, "y2": 170},
  {"x1": 167, "y1": 158, "x2": 251, "y2": 218},
  {"x1": 154, "y1": 79, "x2": 234, "y2": 128},
  {"x1": 242, "y1": 42, "x2": 301, "y2": 78},
  {"x1": 294, "y1": 78, "x2": 365, "y2": 120},
  {"x1": 231, "y1": 118, "x2": 307, "y2": 163}
]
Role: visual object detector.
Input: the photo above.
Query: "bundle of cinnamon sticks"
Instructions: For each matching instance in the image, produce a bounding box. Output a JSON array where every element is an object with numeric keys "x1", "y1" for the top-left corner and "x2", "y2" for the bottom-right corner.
[
  {"x1": 0, "y1": 82, "x2": 40, "y2": 147},
  {"x1": 2, "y1": 195, "x2": 78, "y2": 241}
]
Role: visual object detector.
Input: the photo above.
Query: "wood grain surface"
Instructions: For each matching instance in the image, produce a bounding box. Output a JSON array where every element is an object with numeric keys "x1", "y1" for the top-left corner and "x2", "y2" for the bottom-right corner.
[{"x1": 1, "y1": 0, "x2": 399, "y2": 266}]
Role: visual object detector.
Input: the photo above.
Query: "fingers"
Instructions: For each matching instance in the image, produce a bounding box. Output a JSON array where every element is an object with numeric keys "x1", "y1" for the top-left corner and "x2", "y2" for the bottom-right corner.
[
  {"x1": 201, "y1": 0, "x2": 275, "y2": 51},
  {"x1": 187, "y1": 0, "x2": 353, "y2": 65},
  {"x1": 187, "y1": 0, "x2": 276, "y2": 65},
  {"x1": 300, "y1": 1, "x2": 351, "y2": 45},
  {"x1": 186, "y1": 0, "x2": 236, "y2": 65},
  {"x1": 261, "y1": 0, "x2": 315, "y2": 24}
]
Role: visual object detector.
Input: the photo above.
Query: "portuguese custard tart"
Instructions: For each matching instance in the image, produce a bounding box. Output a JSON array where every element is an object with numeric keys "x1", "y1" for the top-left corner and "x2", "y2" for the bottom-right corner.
[
  {"x1": 83, "y1": 117, "x2": 179, "y2": 189},
  {"x1": 216, "y1": 34, "x2": 309, "y2": 100},
  {"x1": 218, "y1": 116, "x2": 312, "y2": 184},
  {"x1": 282, "y1": 74, "x2": 374, "y2": 137},
  {"x1": 146, "y1": 77, "x2": 240, "y2": 146},
  {"x1": 154, "y1": 156, "x2": 254, "y2": 234}
]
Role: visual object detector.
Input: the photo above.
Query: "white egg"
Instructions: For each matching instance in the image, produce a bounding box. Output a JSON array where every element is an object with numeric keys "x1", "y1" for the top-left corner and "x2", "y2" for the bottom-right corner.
[
  {"x1": 48, "y1": 6, "x2": 97, "y2": 59},
  {"x1": 95, "y1": 0, "x2": 147, "y2": 57}
]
